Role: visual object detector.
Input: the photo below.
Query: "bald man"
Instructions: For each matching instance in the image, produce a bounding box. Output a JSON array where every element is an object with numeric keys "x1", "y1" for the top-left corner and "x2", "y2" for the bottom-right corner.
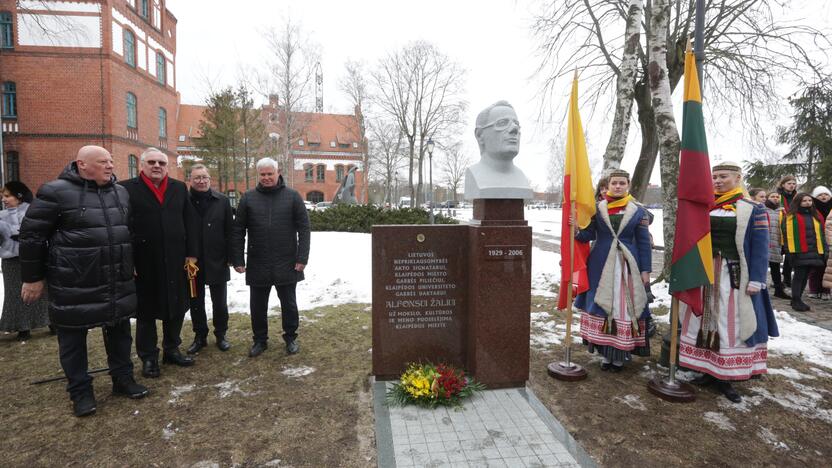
[{"x1": 20, "y1": 145, "x2": 148, "y2": 417}]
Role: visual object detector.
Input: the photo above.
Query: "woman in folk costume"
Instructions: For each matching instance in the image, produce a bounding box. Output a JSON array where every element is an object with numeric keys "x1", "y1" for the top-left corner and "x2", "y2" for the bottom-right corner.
[
  {"x1": 574, "y1": 169, "x2": 652, "y2": 372},
  {"x1": 781, "y1": 192, "x2": 827, "y2": 311},
  {"x1": 680, "y1": 162, "x2": 779, "y2": 403}
]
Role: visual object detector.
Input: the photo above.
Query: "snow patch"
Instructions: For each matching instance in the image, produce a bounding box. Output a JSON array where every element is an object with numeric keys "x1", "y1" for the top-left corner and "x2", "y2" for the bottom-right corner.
[
  {"x1": 168, "y1": 384, "x2": 196, "y2": 404},
  {"x1": 767, "y1": 367, "x2": 817, "y2": 380},
  {"x1": 190, "y1": 462, "x2": 220, "y2": 468},
  {"x1": 162, "y1": 421, "x2": 178, "y2": 440},
  {"x1": 758, "y1": 427, "x2": 790, "y2": 451},
  {"x1": 703, "y1": 412, "x2": 736, "y2": 431},
  {"x1": 747, "y1": 386, "x2": 832, "y2": 424},
  {"x1": 215, "y1": 378, "x2": 259, "y2": 399},
  {"x1": 529, "y1": 311, "x2": 582, "y2": 347},
  {"x1": 281, "y1": 366, "x2": 316, "y2": 378},
  {"x1": 613, "y1": 394, "x2": 647, "y2": 411},
  {"x1": 767, "y1": 310, "x2": 832, "y2": 369}
]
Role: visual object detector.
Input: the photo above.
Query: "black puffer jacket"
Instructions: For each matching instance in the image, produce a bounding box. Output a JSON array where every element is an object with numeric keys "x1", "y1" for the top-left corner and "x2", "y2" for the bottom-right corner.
[
  {"x1": 232, "y1": 177, "x2": 310, "y2": 286},
  {"x1": 19, "y1": 162, "x2": 136, "y2": 328}
]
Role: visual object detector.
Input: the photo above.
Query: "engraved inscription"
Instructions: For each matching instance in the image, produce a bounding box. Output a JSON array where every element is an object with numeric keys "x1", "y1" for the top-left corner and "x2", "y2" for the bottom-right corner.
[
  {"x1": 484, "y1": 244, "x2": 527, "y2": 261},
  {"x1": 384, "y1": 250, "x2": 459, "y2": 330}
]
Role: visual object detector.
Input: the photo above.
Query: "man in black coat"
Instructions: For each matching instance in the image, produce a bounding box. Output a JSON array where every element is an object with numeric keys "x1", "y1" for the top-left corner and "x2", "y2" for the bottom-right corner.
[
  {"x1": 232, "y1": 157, "x2": 310, "y2": 357},
  {"x1": 121, "y1": 148, "x2": 199, "y2": 378},
  {"x1": 186, "y1": 164, "x2": 233, "y2": 354},
  {"x1": 20, "y1": 145, "x2": 148, "y2": 417}
]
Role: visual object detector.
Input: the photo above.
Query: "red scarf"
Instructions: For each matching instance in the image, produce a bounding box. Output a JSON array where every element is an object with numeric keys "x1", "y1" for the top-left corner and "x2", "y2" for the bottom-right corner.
[{"x1": 140, "y1": 172, "x2": 168, "y2": 205}]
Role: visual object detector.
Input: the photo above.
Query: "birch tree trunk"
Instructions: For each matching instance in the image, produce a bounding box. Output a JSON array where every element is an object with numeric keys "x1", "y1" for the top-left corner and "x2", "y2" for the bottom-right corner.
[
  {"x1": 648, "y1": 0, "x2": 680, "y2": 278},
  {"x1": 602, "y1": 0, "x2": 644, "y2": 172}
]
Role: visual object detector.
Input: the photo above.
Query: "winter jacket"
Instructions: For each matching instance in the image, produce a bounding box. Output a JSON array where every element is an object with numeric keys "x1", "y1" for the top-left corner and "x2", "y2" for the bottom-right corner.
[
  {"x1": 18, "y1": 162, "x2": 136, "y2": 328},
  {"x1": 0, "y1": 202, "x2": 29, "y2": 258},
  {"x1": 120, "y1": 176, "x2": 199, "y2": 321},
  {"x1": 232, "y1": 176, "x2": 310, "y2": 286},
  {"x1": 764, "y1": 206, "x2": 783, "y2": 263},
  {"x1": 190, "y1": 188, "x2": 233, "y2": 285},
  {"x1": 781, "y1": 210, "x2": 826, "y2": 267},
  {"x1": 823, "y1": 216, "x2": 832, "y2": 289}
]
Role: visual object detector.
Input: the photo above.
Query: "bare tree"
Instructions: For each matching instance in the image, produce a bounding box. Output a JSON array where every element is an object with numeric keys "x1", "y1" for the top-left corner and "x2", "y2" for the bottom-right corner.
[
  {"x1": 261, "y1": 17, "x2": 319, "y2": 188},
  {"x1": 545, "y1": 136, "x2": 566, "y2": 203},
  {"x1": 338, "y1": 59, "x2": 370, "y2": 203},
  {"x1": 371, "y1": 41, "x2": 467, "y2": 204},
  {"x1": 367, "y1": 119, "x2": 406, "y2": 205},
  {"x1": 532, "y1": 0, "x2": 830, "y2": 199},
  {"x1": 438, "y1": 142, "x2": 471, "y2": 202}
]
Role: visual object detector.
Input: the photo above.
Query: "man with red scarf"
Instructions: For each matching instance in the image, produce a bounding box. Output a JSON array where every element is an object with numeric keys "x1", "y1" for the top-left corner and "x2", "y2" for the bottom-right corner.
[{"x1": 121, "y1": 148, "x2": 199, "y2": 378}]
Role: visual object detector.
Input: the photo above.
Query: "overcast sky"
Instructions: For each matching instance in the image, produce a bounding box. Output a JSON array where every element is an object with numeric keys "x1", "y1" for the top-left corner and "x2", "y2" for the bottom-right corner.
[{"x1": 166, "y1": 0, "x2": 831, "y2": 190}]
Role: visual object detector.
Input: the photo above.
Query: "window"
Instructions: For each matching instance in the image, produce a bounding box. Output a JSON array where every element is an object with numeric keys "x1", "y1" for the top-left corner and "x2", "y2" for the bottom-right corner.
[
  {"x1": 126, "y1": 92, "x2": 137, "y2": 128},
  {"x1": 158, "y1": 107, "x2": 167, "y2": 138},
  {"x1": 316, "y1": 164, "x2": 326, "y2": 182},
  {"x1": 128, "y1": 154, "x2": 138, "y2": 178},
  {"x1": 4, "y1": 151, "x2": 19, "y2": 181},
  {"x1": 156, "y1": 51, "x2": 166, "y2": 85},
  {"x1": 1, "y1": 12, "x2": 13, "y2": 48},
  {"x1": 335, "y1": 165, "x2": 344, "y2": 183},
  {"x1": 2, "y1": 82, "x2": 16, "y2": 118},
  {"x1": 307, "y1": 191, "x2": 324, "y2": 204},
  {"x1": 304, "y1": 164, "x2": 313, "y2": 182},
  {"x1": 123, "y1": 29, "x2": 135, "y2": 67},
  {"x1": 139, "y1": 0, "x2": 149, "y2": 18},
  {"x1": 339, "y1": 143, "x2": 350, "y2": 149}
]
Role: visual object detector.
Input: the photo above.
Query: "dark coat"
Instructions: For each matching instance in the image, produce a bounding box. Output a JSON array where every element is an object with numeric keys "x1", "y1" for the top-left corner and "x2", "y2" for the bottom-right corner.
[
  {"x1": 120, "y1": 176, "x2": 198, "y2": 321},
  {"x1": 18, "y1": 162, "x2": 136, "y2": 329},
  {"x1": 231, "y1": 177, "x2": 310, "y2": 286},
  {"x1": 190, "y1": 188, "x2": 233, "y2": 285}
]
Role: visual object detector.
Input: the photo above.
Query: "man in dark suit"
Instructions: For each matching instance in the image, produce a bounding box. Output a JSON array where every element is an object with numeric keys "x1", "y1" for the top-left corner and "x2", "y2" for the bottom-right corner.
[
  {"x1": 121, "y1": 148, "x2": 198, "y2": 378},
  {"x1": 186, "y1": 164, "x2": 233, "y2": 354}
]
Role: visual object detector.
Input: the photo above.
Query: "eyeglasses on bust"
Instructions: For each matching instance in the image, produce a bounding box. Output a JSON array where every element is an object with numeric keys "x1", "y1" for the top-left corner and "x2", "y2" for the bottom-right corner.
[{"x1": 478, "y1": 118, "x2": 521, "y2": 131}]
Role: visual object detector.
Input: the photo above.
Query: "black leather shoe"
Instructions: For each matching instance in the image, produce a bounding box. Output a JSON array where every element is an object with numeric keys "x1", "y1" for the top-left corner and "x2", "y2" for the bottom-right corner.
[
  {"x1": 216, "y1": 336, "x2": 231, "y2": 352},
  {"x1": 690, "y1": 373, "x2": 715, "y2": 386},
  {"x1": 791, "y1": 301, "x2": 811, "y2": 312},
  {"x1": 716, "y1": 380, "x2": 742, "y2": 403},
  {"x1": 600, "y1": 362, "x2": 611, "y2": 372},
  {"x1": 286, "y1": 339, "x2": 299, "y2": 355},
  {"x1": 142, "y1": 359, "x2": 160, "y2": 378},
  {"x1": 162, "y1": 349, "x2": 195, "y2": 367},
  {"x1": 249, "y1": 341, "x2": 267, "y2": 358},
  {"x1": 187, "y1": 337, "x2": 207, "y2": 355},
  {"x1": 773, "y1": 288, "x2": 791, "y2": 300},
  {"x1": 609, "y1": 364, "x2": 624, "y2": 373},
  {"x1": 112, "y1": 376, "x2": 149, "y2": 399},
  {"x1": 72, "y1": 391, "x2": 97, "y2": 417},
  {"x1": 16, "y1": 330, "x2": 31, "y2": 341}
]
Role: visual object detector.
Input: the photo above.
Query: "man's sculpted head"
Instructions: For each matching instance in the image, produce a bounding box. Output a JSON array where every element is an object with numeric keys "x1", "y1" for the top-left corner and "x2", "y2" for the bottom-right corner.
[{"x1": 474, "y1": 101, "x2": 521, "y2": 163}]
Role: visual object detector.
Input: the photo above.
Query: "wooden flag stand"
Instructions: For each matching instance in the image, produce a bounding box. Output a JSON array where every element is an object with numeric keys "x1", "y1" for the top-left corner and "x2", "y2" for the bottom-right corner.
[
  {"x1": 647, "y1": 297, "x2": 696, "y2": 402},
  {"x1": 547, "y1": 201, "x2": 587, "y2": 381}
]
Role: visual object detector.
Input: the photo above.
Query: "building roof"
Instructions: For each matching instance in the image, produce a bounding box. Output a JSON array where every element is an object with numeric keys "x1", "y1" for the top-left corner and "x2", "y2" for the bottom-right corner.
[{"x1": 176, "y1": 104, "x2": 206, "y2": 148}]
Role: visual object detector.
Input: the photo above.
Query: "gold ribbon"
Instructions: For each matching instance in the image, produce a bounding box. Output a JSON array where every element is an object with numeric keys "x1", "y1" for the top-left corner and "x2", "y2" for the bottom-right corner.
[{"x1": 184, "y1": 259, "x2": 199, "y2": 298}]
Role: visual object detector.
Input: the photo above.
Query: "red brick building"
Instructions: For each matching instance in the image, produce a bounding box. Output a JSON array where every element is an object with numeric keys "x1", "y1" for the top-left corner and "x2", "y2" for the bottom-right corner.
[
  {"x1": 176, "y1": 97, "x2": 367, "y2": 206},
  {"x1": 0, "y1": 0, "x2": 180, "y2": 190}
]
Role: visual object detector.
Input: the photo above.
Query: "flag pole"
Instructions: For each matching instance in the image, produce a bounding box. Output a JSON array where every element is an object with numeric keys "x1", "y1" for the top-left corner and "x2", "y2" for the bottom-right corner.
[
  {"x1": 548, "y1": 69, "x2": 588, "y2": 381},
  {"x1": 647, "y1": 297, "x2": 695, "y2": 402}
]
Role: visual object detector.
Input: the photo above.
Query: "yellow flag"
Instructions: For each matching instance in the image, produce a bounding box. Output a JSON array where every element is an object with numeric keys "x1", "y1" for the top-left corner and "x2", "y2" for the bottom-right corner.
[{"x1": 564, "y1": 76, "x2": 597, "y2": 229}]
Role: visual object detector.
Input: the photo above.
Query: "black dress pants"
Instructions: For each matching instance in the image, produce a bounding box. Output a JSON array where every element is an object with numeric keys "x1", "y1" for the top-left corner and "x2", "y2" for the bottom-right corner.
[
  {"x1": 769, "y1": 261, "x2": 784, "y2": 289},
  {"x1": 57, "y1": 319, "x2": 133, "y2": 400},
  {"x1": 136, "y1": 314, "x2": 184, "y2": 361},
  {"x1": 190, "y1": 275, "x2": 229, "y2": 339},
  {"x1": 250, "y1": 282, "x2": 299, "y2": 343}
]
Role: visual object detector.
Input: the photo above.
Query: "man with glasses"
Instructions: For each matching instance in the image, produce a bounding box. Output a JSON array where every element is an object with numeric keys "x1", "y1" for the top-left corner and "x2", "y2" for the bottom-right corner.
[
  {"x1": 464, "y1": 101, "x2": 533, "y2": 200},
  {"x1": 185, "y1": 164, "x2": 233, "y2": 354},
  {"x1": 121, "y1": 148, "x2": 199, "y2": 378}
]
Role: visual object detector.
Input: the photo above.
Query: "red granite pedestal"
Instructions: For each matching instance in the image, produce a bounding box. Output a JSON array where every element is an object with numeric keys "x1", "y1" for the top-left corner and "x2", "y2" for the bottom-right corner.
[{"x1": 372, "y1": 199, "x2": 532, "y2": 388}]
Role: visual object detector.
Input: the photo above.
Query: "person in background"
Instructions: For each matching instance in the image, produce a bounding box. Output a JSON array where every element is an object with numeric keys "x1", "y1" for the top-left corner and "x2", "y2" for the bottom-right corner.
[
  {"x1": 764, "y1": 191, "x2": 789, "y2": 299},
  {"x1": 186, "y1": 164, "x2": 233, "y2": 354},
  {"x1": 594, "y1": 176, "x2": 609, "y2": 203},
  {"x1": 19, "y1": 146, "x2": 148, "y2": 417},
  {"x1": 748, "y1": 188, "x2": 767, "y2": 205},
  {"x1": 0, "y1": 181, "x2": 50, "y2": 340},
  {"x1": 822, "y1": 213, "x2": 832, "y2": 297},
  {"x1": 782, "y1": 193, "x2": 827, "y2": 311},
  {"x1": 807, "y1": 186, "x2": 831, "y2": 300},
  {"x1": 679, "y1": 162, "x2": 778, "y2": 404},
  {"x1": 777, "y1": 175, "x2": 798, "y2": 286},
  {"x1": 574, "y1": 169, "x2": 652, "y2": 373}
]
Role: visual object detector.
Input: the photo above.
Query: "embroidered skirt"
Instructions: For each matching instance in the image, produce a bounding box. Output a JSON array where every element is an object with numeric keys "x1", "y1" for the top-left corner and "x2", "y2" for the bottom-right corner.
[{"x1": 679, "y1": 258, "x2": 768, "y2": 380}]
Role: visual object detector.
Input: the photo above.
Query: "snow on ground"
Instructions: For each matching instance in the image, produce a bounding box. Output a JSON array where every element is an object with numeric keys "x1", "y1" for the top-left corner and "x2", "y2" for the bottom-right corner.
[
  {"x1": 702, "y1": 412, "x2": 736, "y2": 431},
  {"x1": 281, "y1": 366, "x2": 316, "y2": 378}
]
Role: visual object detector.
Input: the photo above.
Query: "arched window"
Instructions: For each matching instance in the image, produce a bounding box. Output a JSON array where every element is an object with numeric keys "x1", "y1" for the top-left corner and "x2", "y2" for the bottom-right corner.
[
  {"x1": 1, "y1": 12, "x2": 13, "y2": 49},
  {"x1": 126, "y1": 92, "x2": 137, "y2": 128},
  {"x1": 123, "y1": 29, "x2": 136, "y2": 67},
  {"x1": 4, "y1": 151, "x2": 19, "y2": 181},
  {"x1": 156, "y1": 51, "x2": 166, "y2": 85},
  {"x1": 335, "y1": 164, "x2": 344, "y2": 183},
  {"x1": 128, "y1": 154, "x2": 138, "y2": 178},
  {"x1": 2, "y1": 81, "x2": 16, "y2": 117},
  {"x1": 306, "y1": 191, "x2": 324, "y2": 204},
  {"x1": 158, "y1": 107, "x2": 167, "y2": 138},
  {"x1": 304, "y1": 164, "x2": 313, "y2": 182},
  {"x1": 316, "y1": 164, "x2": 326, "y2": 182}
]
